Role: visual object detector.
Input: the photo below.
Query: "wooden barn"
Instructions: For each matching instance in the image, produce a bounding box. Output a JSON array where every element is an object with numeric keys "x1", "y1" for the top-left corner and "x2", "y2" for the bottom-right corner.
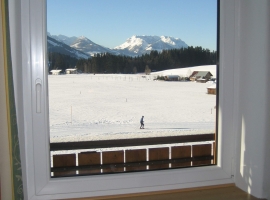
[
  {"x1": 189, "y1": 71, "x2": 213, "y2": 82},
  {"x1": 66, "y1": 68, "x2": 77, "y2": 74},
  {"x1": 164, "y1": 75, "x2": 180, "y2": 81},
  {"x1": 197, "y1": 78, "x2": 208, "y2": 83},
  {"x1": 207, "y1": 84, "x2": 216, "y2": 95},
  {"x1": 50, "y1": 69, "x2": 62, "y2": 75}
]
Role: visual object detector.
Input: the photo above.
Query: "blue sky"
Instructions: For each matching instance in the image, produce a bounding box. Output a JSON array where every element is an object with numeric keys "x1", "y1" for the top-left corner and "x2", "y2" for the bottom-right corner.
[{"x1": 47, "y1": 0, "x2": 217, "y2": 51}]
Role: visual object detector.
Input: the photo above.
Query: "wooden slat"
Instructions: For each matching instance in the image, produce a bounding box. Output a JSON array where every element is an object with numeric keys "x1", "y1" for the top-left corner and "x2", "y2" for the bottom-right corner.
[
  {"x1": 125, "y1": 149, "x2": 147, "y2": 172},
  {"x1": 50, "y1": 134, "x2": 215, "y2": 151},
  {"x1": 192, "y1": 144, "x2": 212, "y2": 166},
  {"x1": 50, "y1": 156, "x2": 213, "y2": 174},
  {"x1": 53, "y1": 154, "x2": 76, "y2": 177},
  {"x1": 149, "y1": 148, "x2": 169, "y2": 170},
  {"x1": 102, "y1": 151, "x2": 124, "y2": 173},
  {"x1": 171, "y1": 146, "x2": 191, "y2": 168},
  {"x1": 78, "y1": 152, "x2": 101, "y2": 175},
  {"x1": 213, "y1": 142, "x2": 216, "y2": 164}
]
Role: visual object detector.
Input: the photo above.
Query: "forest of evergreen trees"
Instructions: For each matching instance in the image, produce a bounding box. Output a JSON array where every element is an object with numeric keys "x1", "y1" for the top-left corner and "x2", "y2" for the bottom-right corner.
[
  {"x1": 48, "y1": 52, "x2": 78, "y2": 71},
  {"x1": 48, "y1": 46, "x2": 216, "y2": 74}
]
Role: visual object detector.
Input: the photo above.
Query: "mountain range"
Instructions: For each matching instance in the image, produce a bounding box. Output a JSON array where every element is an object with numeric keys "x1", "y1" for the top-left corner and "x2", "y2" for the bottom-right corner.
[
  {"x1": 70, "y1": 36, "x2": 119, "y2": 57},
  {"x1": 47, "y1": 33, "x2": 188, "y2": 59},
  {"x1": 114, "y1": 35, "x2": 188, "y2": 56},
  {"x1": 47, "y1": 34, "x2": 90, "y2": 59}
]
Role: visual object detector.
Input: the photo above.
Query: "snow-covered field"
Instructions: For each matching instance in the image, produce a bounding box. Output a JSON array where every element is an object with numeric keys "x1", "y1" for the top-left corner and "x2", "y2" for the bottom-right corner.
[{"x1": 49, "y1": 66, "x2": 216, "y2": 143}]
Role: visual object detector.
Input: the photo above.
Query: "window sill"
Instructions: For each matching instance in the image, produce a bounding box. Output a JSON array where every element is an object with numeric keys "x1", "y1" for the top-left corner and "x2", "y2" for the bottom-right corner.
[{"x1": 67, "y1": 184, "x2": 265, "y2": 200}]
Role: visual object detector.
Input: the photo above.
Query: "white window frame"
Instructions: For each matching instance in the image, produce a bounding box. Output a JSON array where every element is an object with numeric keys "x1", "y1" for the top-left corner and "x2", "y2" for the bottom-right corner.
[{"x1": 12, "y1": 0, "x2": 238, "y2": 199}]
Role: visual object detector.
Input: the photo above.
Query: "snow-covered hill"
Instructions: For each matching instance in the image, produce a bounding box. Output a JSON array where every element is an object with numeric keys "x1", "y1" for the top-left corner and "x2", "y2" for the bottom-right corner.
[
  {"x1": 47, "y1": 36, "x2": 90, "y2": 59},
  {"x1": 114, "y1": 35, "x2": 188, "y2": 56},
  {"x1": 151, "y1": 65, "x2": 217, "y2": 79},
  {"x1": 70, "y1": 36, "x2": 119, "y2": 57},
  {"x1": 48, "y1": 33, "x2": 77, "y2": 46}
]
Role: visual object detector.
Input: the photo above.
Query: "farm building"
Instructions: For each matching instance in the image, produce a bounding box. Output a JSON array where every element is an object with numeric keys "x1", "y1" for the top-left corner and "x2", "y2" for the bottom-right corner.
[
  {"x1": 189, "y1": 71, "x2": 213, "y2": 82},
  {"x1": 197, "y1": 78, "x2": 208, "y2": 83},
  {"x1": 207, "y1": 84, "x2": 216, "y2": 95},
  {"x1": 164, "y1": 75, "x2": 180, "y2": 81},
  {"x1": 66, "y1": 68, "x2": 77, "y2": 74},
  {"x1": 50, "y1": 69, "x2": 62, "y2": 75}
]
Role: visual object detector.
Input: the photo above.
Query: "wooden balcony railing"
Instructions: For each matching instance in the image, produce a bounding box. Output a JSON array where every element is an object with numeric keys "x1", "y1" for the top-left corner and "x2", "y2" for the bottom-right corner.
[{"x1": 50, "y1": 133, "x2": 216, "y2": 177}]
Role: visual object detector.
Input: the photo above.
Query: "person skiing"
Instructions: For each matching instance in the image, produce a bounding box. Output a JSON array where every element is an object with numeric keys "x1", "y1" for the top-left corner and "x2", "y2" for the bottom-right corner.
[{"x1": 140, "y1": 116, "x2": 144, "y2": 129}]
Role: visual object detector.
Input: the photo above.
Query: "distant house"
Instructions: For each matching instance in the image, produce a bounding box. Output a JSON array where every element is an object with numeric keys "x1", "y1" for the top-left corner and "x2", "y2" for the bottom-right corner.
[
  {"x1": 164, "y1": 75, "x2": 180, "y2": 81},
  {"x1": 189, "y1": 71, "x2": 198, "y2": 81},
  {"x1": 207, "y1": 84, "x2": 216, "y2": 95},
  {"x1": 189, "y1": 71, "x2": 213, "y2": 82},
  {"x1": 66, "y1": 68, "x2": 77, "y2": 74},
  {"x1": 197, "y1": 78, "x2": 208, "y2": 83},
  {"x1": 50, "y1": 69, "x2": 62, "y2": 75}
]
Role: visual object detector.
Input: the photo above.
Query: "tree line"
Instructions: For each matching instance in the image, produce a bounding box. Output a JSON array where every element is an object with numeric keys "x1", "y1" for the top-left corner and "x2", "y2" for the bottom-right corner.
[
  {"x1": 48, "y1": 52, "x2": 78, "y2": 71},
  {"x1": 48, "y1": 46, "x2": 217, "y2": 74}
]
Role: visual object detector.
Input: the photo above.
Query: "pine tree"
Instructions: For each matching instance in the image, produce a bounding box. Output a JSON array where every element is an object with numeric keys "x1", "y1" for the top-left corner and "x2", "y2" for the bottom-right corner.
[
  {"x1": 145, "y1": 65, "x2": 151, "y2": 75},
  {"x1": 133, "y1": 66, "x2": 137, "y2": 74}
]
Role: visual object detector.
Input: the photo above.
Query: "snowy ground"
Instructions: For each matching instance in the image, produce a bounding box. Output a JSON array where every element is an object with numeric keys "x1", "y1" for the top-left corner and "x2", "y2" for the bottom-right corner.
[
  {"x1": 151, "y1": 65, "x2": 217, "y2": 78},
  {"x1": 49, "y1": 68, "x2": 216, "y2": 143}
]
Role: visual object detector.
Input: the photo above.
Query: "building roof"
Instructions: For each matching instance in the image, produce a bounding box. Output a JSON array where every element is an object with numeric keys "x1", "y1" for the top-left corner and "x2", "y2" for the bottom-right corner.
[
  {"x1": 207, "y1": 84, "x2": 216, "y2": 89},
  {"x1": 189, "y1": 71, "x2": 198, "y2": 78},
  {"x1": 50, "y1": 69, "x2": 62, "y2": 73},
  {"x1": 195, "y1": 71, "x2": 213, "y2": 77}
]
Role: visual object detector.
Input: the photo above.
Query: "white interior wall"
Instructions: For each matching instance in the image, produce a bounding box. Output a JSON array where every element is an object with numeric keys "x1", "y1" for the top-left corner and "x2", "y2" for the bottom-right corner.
[{"x1": 234, "y1": 0, "x2": 270, "y2": 199}]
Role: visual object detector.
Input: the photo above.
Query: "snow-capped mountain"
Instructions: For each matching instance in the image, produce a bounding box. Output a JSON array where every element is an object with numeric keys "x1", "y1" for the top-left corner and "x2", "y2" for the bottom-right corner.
[
  {"x1": 47, "y1": 36, "x2": 90, "y2": 59},
  {"x1": 48, "y1": 33, "x2": 188, "y2": 57},
  {"x1": 70, "y1": 36, "x2": 119, "y2": 57},
  {"x1": 48, "y1": 33, "x2": 77, "y2": 46},
  {"x1": 114, "y1": 35, "x2": 188, "y2": 56}
]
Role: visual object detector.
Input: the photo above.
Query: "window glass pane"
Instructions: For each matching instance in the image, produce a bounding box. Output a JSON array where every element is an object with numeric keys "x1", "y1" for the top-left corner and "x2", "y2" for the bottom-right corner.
[{"x1": 47, "y1": 0, "x2": 218, "y2": 176}]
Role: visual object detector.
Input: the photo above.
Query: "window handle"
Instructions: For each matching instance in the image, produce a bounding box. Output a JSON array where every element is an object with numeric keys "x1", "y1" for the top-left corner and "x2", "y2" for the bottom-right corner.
[{"x1": 35, "y1": 79, "x2": 42, "y2": 113}]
